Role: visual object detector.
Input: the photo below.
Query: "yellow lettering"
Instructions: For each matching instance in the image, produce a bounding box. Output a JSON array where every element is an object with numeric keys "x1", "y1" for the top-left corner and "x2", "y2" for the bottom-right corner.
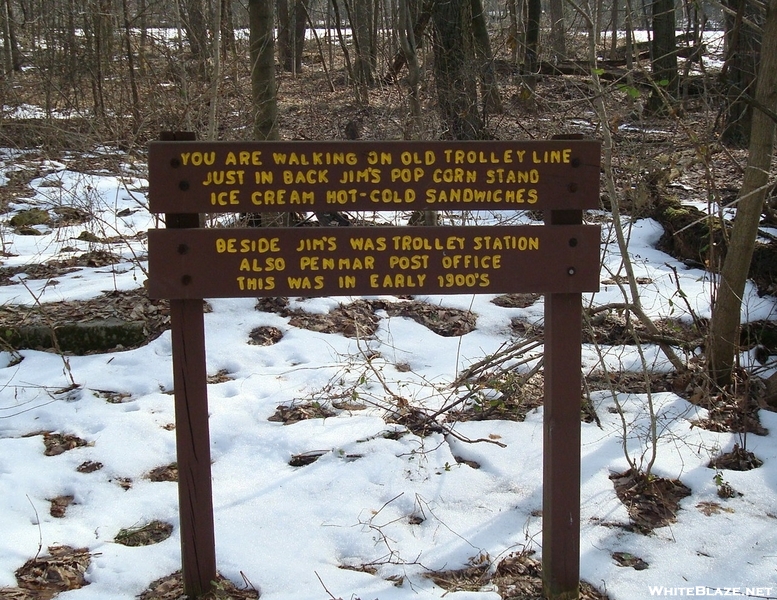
[{"x1": 215, "y1": 238, "x2": 237, "y2": 253}]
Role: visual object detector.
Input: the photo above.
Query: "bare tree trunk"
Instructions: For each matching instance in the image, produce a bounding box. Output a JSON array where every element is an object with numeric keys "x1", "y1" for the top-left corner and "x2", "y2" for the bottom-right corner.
[
  {"x1": 249, "y1": 0, "x2": 286, "y2": 227},
  {"x1": 249, "y1": 0, "x2": 278, "y2": 141},
  {"x1": 331, "y1": 0, "x2": 363, "y2": 104},
  {"x1": 207, "y1": 0, "x2": 222, "y2": 140},
  {"x1": 3, "y1": 0, "x2": 20, "y2": 72},
  {"x1": 278, "y1": 0, "x2": 308, "y2": 73},
  {"x1": 432, "y1": 0, "x2": 484, "y2": 139},
  {"x1": 384, "y1": 0, "x2": 432, "y2": 82},
  {"x1": 721, "y1": 0, "x2": 763, "y2": 145},
  {"x1": 398, "y1": 0, "x2": 422, "y2": 139},
  {"x1": 179, "y1": 0, "x2": 209, "y2": 72},
  {"x1": 609, "y1": 0, "x2": 619, "y2": 60},
  {"x1": 709, "y1": 0, "x2": 777, "y2": 385},
  {"x1": 293, "y1": 0, "x2": 309, "y2": 73},
  {"x1": 525, "y1": 0, "x2": 540, "y2": 72},
  {"x1": 277, "y1": 0, "x2": 292, "y2": 70},
  {"x1": 221, "y1": 0, "x2": 237, "y2": 59},
  {"x1": 122, "y1": 0, "x2": 140, "y2": 133},
  {"x1": 507, "y1": 0, "x2": 520, "y2": 64},
  {"x1": 471, "y1": 0, "x2": 503, "y2": 114},
  {"x1": 549, "y1": 0, "x2": 567, "y2": 61},
  {"x1": 345, "y1": 0, "x2": 374, "y2": 90},
  {"x1": 647, "y1": 0, "x2": 678, "y2": 112}
]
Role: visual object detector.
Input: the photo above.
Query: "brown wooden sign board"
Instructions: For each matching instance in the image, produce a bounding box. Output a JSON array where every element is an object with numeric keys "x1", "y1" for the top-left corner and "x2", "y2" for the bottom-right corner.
[
  {"x1": 148, "y1": 135, "x2": 601, "y2": 600},
  {"x1": 148, "y1": 225, "x2": 600, "y2": 299},
  {"x1": 148, "y1": 139, "x2": 601, "y2": 213}
]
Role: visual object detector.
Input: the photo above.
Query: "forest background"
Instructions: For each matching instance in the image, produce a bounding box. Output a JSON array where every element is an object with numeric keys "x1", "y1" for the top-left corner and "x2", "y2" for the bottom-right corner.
[
  {"x1": 0, "y1": 0, "x2": 777, "y2": 598},
  {"x1": 1, "y1": 0, "x2": 776, "y2": 383}
]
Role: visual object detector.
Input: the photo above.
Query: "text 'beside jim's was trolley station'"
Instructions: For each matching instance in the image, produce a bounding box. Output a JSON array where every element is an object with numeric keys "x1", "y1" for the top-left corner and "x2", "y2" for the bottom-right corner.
[{"x1": 148, "y1": 225, "x2": 601, "y2": 298}]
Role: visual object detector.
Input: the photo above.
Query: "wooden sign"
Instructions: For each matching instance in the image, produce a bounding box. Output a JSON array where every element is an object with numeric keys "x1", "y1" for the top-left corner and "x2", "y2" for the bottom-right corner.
[
  {"x1": 148, "y1": 225, "x2": 600, "y2": 298},
  {"x1": 148, "y1": 140, "x2": 601, "y2": 213},
  {"x1": 148, "y1": 135, "x2": 601, "y2": 600}
]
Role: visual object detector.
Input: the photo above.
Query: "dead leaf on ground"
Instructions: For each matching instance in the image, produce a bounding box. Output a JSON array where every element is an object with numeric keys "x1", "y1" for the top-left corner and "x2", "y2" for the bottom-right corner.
[
  {"x1": 382, "y1": 300, "x2": 476, "y2": 337},
  {"x1": 612, "y1": 551, "x2": 649, "y2": 570},
  {"x1": 247, "y1": 326, "x2": 283, "y2": 346},
  {"x1": 288, "y1": 299, "x2": 380, "y2": 338},
  {"x1": 207, "y1": 369, "x2": 234, "y2": 384},
  {"x1": 76, "y1": 460, "x2": 103, "y2": 473},
  {"x1": 114, "y1": 520, "x2": 173, "y2": 547},
  {"x1": 42, "y1": 432, "x2": 88, "y2": 456},
  {"x1": 610, "y1": 469, "x2": 692, "y2": 534},
  {"x1": 708, "y1": 444, "x2": 763, "y2": 471},
  {"x1": 696, "y1": 501, "x2": 735, "y2": 516},
  {"x1": 491, "y1": 293, "x2": 541, "y2": 308},
  {"x1": 148, "y1": 463, "x2": 178, "y2": 482},
  {"x1": 48, "y1": 495, "x2": 74, "y2": 518},
  {"x1": 268, "y1": 402, "x2": 335, "y2": 424},
  {"x1": 139, "y1": 571, "x2": 259, "y2": 600},
  {"x1": 1, "y1": 545, "x2": 92, "y2": 599},
  {"x1": 426, "y1": 551, "x2": 609, "y2": 599}
]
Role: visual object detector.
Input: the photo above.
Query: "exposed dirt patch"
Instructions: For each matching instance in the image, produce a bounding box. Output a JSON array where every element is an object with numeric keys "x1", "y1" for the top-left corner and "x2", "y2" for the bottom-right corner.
[
  {"x1": 491, "y1": 293, "x2": 541, "y2": 308},
  {"x1": 48, "y1": 495, "x2": 74, "y2": 518},
  {"x1": 510, "y1": 317, "x2": 543, "y2": 337},
  {"x1": 697, "y1": 500, "x2": 737, "y2": 515},
  {"x1": 247, "y1": 325, "x2": 284, "y2": 346},
  {"x1": 583, "y1": 313, "x2": 702, "y2": 349},
  {"x1": 586, "y1": 370, "x2": 683, "y2": 396},
  {"x1": 255, "y1": 297, "x2": 380, "y2": 338},
  {"x1": 267, "y1": 402, "x2": 336, "y2": 424},
  {"x1": 207, "y1": 369, "x2": 234, "y2": 384},
  {"x1": 0, "y1": 250, "x2": 122, "y2": 286},
  {"x1": 289, "y1": 299, "x2": 380, "y2": 338},
  {"x1": 385, "y1": 403, "x2": 445, "y2": 436},
  {"x1": 511, "y1": 313, "x2": 703, "y2": 350},
  {"x1": 114, "y1": 520, "x2": 173, "y2": 547},
  {"x1": 95, "y1": 389, "x2": 133, "y2": 403},
  {"x1": 381, "y1": 300, "x2": 477, "y2": 337},
  {"x1": 0, "y1": 545, "x2": 91, "y2": 599},
  {"x1": 254, "y1": 296, "x2": 292, "y2": 314},
  {"x1": 255, "y1": 297, "x2": 477, "y2": 338},
  {"x1": 148, "y1": 463, "x2": 178, "y2": 482},
  {"x1": 42, "y1": 432, "x2": 89, "y2": 456},
  {"x1": 0, "y1": 288, "x2": 170, "y2": 354},
  {"x1": 76, "y1": 460, "x2": 103, "y2": 474},
  {"x1": 288, "y1": 450, "x2": 329, "y2": 467},
  {"x1": 708, "y1": 444, "x2": 763, "y2": 471},
  {"x1": 689, "y1": 382, "x2": 768, "y2": 436},
  {"x1": 449, "y1": 368, "x2": 599, "y2": 424},
  {"x1": 50, "y1": 206, "x2": 92, "y2": 227},
  {"x1": 610, "y1": 469, "x2": 692, "y2": 534},
  {"x1": 426, "y1": 551, "x2": 609, "y2": 599},
  {"x1": 139, "y1": 571, "x2": 259, "y2": 600},
  {"x1": 612, "y1": 551, "x2": 649, "y2": 570},
  {"x1": 448, "y1": 371, "x2": 545, "y2": 422}
]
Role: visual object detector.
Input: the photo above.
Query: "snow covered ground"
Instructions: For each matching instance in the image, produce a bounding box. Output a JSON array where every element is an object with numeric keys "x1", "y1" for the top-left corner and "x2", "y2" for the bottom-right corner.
[{"x1": 1, "y1": 150, "x2": 776, "y2": 599}]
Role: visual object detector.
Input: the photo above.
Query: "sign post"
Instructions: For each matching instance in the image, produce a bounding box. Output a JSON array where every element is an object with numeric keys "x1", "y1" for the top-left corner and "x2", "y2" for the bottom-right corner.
[
  {"x1": 148, "y1": 136, "x2": 601, "y2": 599},
  {"x1": 158, "y1": 132, "x2": 216, "y2": 598}
]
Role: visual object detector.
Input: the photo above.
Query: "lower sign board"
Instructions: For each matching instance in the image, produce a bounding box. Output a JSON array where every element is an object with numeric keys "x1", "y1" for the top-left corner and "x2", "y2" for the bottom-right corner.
[{"x1": 148, "y1": 224, "x2": 600, "y2": 298}]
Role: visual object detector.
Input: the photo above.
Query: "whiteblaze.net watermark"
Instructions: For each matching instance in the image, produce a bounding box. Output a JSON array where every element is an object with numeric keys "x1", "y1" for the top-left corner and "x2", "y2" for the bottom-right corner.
[{"x1": 648, "y1": 587, "x2": 775, "y2": 597}]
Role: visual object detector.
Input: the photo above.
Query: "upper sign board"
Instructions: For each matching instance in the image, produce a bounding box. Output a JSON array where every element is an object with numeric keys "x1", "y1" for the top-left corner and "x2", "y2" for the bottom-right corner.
[{"x1": 148, "y1": 140, "x2": 601, "y2": 213}]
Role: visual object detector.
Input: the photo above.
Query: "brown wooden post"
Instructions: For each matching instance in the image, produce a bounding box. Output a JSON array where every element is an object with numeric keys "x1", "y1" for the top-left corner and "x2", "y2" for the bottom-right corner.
[
  {"x1": 160, "y1": 132, "x2": 217, "y2": 598},
  {"x1": 542, "y1": 207, "x2": 583, "y2": 600}
]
